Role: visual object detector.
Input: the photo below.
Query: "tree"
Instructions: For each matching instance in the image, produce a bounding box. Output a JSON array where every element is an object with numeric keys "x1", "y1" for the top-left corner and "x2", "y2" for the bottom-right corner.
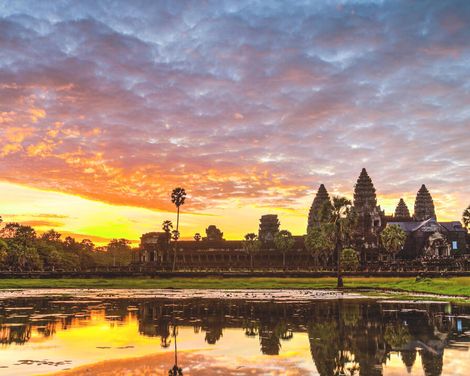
[
  {"x1": 162, "y1": 220, "x2": 173, "y2": 234},
  {"x1": 0, "y1": 239, "x2": 8, "y2": 267},
  {"x1": 305, "y1": 225, "x2": 334, "y2": 270},
  {"x1": 340, "y1": 248, "x2": 359, "y2": 271},
  {"x1": 242, "y1": 233, "x2": 261, "y2": 271},
  {"x1": 107, "y1": 238, "x2": 132, "y2": 267},
  {"x1": 171, "y1": 188, "x2": 186, "y2": 271},
  {"x1": 274, "y1": 230, "x2": 295, "y2": 270},
  {"x1": 194, "y1": 233, "x2": 202, "y2": 241},
  {"x1": 41, "y1": 229, "x2": 62, "y2": 242},
  {"x1": 205, "y1": 225, "x2": 224, "y2": 241},
  {"x1": 0, "y1": 223, "x2": 36, "y2": 247},
  {"x1": 171, "y1": 230, "x2": 180, "y2": 242},
  {"x1": 381, "y1": 224, "x2": 406, "y2": 261},
  {"x1": 463, "y1": 205, "x2": 470, "y2": 229},
  {"x1": 329, "y1": 196, "x2": 353, "y2": 288},
  {"x1": 36, "y1": 240, "x2": 62, "y2": 271}
]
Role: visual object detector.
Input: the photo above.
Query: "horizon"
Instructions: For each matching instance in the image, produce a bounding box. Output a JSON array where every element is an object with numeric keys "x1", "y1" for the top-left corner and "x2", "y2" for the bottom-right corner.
[
  {"x1": 1, "y1": 0, "x2": 469, "y2": 244},
  {"x1": 0, "y1": 171, "x2": 463, "y2": 244}
]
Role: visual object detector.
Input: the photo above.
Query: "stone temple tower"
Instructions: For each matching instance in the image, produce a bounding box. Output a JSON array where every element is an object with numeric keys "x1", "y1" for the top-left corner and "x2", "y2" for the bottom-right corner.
[
  {"x1": 394, "y1": 198, "x2": 411, "y2": 219},
  {"x1": 258, "y1": 214, "x2": 280, "y2": 243},
  {"x1": 414, "y1": 185, "x2": 436, "y2": 221},
  {"x1": 354, "y1": 168, "x2": 377, "y2": 214},
  {"x1": 307, "y1": 184, "x2": 331, "y2": 231},
  {"x1": 353, "y1": 168, "x2": 384, "y2": 246}
]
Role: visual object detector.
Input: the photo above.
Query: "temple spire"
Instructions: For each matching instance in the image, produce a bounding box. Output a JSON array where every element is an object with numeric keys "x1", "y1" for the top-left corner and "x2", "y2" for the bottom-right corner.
[
  {"x1": 414, "y1": 184, "x2": 436, "y2": 221},
  {"x1": 394, "y1": 198, "x2": 411, "y2": 218},
  {"x1": 307, "y1": 184, "x2": 331, "y2": 230},
  {"x1": 353, "y1": 168, "x2": 377, "y2": 212}
]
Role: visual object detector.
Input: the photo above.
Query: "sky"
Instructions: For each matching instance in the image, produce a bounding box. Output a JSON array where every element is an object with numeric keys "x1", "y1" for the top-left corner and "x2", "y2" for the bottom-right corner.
[{"x1": 0, "y1": 0, "x2": 469, "y2": 244}]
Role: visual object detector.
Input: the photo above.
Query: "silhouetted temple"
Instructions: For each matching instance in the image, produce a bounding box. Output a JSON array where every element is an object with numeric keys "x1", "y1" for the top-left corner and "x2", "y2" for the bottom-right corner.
[
  {"x1": 307, "y1": 184, "x2": 330, "y2": 231},
  {"x1": 258, "y1": 214, "x2": 280, "y2": 243},
  {"x1": 388, "y1": 185, "x2": 466, "y2": 259},
  {"x1": 414, "y1": 184, "x2": 436, "y2": 221},
  {"x1": 352, "y1": 168, "x2": 385, "y2": 259},
  {"x1": 138, "y1": 168, "x2": 468, "y2": 270},
  {"x1": 394, "y1": 198, "x2": 411, "y2": 219}
]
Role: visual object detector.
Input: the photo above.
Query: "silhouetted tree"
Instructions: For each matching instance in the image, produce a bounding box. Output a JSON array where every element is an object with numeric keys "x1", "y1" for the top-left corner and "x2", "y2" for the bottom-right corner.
[
  {"x1": 329, "y1": 196, "x2": 353, "y2": 288},
  {"x1": 162, "y1": 220, "x2": 173, "y2": 234},
  {"x1": 171, "y1": 187, "x2": 186, "y2": 271},
  {"x1": 305, "y1": 225, "x2": 334, "y2": 270},
  {"x1": 242, "y1": 233, "x2": 261, "y2": 271},
  {"x1": 205, "y1": 225, "x2": 224, "y2": 241},
  {"x1": 41, "y1": 229, "x2": 62, "y2": 242},
  {"x1": 194, "y1": 233, "x2": 202, "y2": 241},
  {"x1": 463, "y1": 205, "x2": 470, "y2": 229},
  {"x1": 0, "y1": 239, "x2": 8, "y2": 265},
  {"x1": 107, "y1": 238, "x2": 132, "y2": 267},
  {"x1": 274, "y1": 230, "x2": 295, "y2": 270}
]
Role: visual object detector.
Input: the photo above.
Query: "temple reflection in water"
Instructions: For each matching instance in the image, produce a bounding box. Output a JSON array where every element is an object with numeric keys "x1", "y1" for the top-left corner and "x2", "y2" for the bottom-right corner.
[{"x1": 0, "y1": 297, "x2": 469, "y2": 375}]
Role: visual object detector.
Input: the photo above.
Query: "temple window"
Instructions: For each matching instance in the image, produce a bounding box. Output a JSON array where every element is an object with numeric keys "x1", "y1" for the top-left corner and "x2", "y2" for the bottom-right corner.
[{"x1": 452, "y1": 241, "x2": 458, "y2": 250}]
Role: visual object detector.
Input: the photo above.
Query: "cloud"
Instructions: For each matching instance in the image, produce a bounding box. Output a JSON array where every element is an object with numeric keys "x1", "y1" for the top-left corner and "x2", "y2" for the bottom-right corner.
[
  {"x1": 0, "y1": 0, "x2": 469, "y2": 222},
  {"x1": 19, "y1": 219, "x2": 64, "y2": 228}
]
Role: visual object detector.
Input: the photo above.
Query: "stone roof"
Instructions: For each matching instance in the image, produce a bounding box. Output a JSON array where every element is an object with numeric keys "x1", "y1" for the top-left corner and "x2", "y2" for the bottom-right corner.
[
  {"x1": 439, "y1": 222, "x2": 467, "y2": 233},
  {"x1": 387, "y1": 218, "x2": 466, "y2": 233}
]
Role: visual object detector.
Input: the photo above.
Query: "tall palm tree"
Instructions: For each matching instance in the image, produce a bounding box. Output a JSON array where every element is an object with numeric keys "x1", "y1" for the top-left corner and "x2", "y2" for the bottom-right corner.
[
  {"x1": 171, "y1": 188, "x2": 186, "y2": 271},
  {"x1": 463, "y1": 205, "x2": 470, "y2": 229},
  {"x1": 329, "y1": 196, "x2": 352, "y2": 288},
  {"x1": 274, "y1": 230, "x2": 295, "y2": 270},
  {"x1": 242, "y1": 233, "x2": 261, "y2": 271}
]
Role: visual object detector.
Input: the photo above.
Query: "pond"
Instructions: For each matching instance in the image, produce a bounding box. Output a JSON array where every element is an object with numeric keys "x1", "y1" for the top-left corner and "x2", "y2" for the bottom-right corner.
[{"x1": 0, "y1": 289, "x2": 468, "y2": 375}]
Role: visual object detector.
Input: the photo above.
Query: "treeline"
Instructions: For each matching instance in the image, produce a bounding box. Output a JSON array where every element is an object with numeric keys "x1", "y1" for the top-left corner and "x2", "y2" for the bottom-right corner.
[{"x1": 0, "y1": 217, "x2": 137, "y2": 271}]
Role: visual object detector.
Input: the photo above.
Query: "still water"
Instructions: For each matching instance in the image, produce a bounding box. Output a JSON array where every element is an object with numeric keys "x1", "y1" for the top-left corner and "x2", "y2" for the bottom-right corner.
[{"x1": 0, "y1": 290, "x2": 468, "y2": 375}]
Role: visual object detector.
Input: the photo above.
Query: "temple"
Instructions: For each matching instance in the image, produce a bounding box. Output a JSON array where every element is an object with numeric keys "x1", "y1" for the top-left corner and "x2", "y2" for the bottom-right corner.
[
  {"x1": 352, "y1": 168, "x2": 385, "y2": 260},
  {"x1": 388, "y1": 184, "x2": 466, "y2": 259},
  {"x1": 138, "y1": 168, "x2": 468, "y2": 270},
  {"x1": 258, "y1": 214, "x2": 280, "y2": 244},
  {"x1": 394, "y1": 198, "x2": 411, "y2": 219},
  {"x1": 307, "y1": 184, "x2": 331, "y2": 230},
  {"x1": 414, "y1": 184, "x2": 436, "y2": 221}
]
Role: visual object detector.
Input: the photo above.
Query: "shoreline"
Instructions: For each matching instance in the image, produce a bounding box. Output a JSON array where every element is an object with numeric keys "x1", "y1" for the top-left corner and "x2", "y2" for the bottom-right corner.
[{"x1": 0, "y1": 276, "x2": 469, "y2": 301}]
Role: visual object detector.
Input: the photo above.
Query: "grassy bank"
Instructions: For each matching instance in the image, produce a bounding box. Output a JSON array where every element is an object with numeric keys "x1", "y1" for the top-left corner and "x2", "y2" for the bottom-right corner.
[{"x1": 0, "y1": 276, "x2": 469, "y2": 297}]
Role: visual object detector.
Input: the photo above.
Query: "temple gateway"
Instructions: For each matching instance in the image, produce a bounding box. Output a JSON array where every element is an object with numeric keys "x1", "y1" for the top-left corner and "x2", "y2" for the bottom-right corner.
[{"x1": 139, "y1": 169, "x2": 468, "y2": 270}]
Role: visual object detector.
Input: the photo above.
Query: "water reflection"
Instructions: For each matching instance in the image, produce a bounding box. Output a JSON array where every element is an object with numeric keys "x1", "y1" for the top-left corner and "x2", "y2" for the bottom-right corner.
[{"x1": 0, "y1": 297, "x2": 469, "y2": 375}]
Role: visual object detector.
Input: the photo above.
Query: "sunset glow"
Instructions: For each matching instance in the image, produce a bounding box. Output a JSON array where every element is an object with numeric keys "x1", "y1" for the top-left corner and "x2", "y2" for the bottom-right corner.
[{"x1": 1, "y1": 1, "x2": 469, "y2": 242}]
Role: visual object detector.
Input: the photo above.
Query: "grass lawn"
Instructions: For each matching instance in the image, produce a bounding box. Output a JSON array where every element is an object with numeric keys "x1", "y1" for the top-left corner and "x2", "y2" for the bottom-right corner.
[{"x1": 0, "y1": 276, "x2": 469, "y2": 297}]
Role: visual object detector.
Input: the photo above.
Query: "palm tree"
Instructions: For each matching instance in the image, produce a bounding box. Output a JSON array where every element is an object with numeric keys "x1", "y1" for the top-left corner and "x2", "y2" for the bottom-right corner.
[
  {"x1": 242, "y1": 233, "x2": 261, "y2": 271},
  {"x1": 162, "y1": 220, "x2": 173, "y2": 234},
  {"x1": 274, "y1": 230, "x2": 295, "y2": 270},
  {"x1": 305, "y1": 226, "x2": 334, "y2": 270},
  {"x1": 380, "y1": 224, "x2": 406, "y2": 261},
  {"x1": 171, "y1": 188, "x2": 186, "y2": 271},
  {"x1": 463, "y1": 205, "x2": 470, "y2": 229},
  {"x1": 171, "y1": 230, "x2": 180, "y2": 242},
  {"x1": 329, "y1": 196, "x2": 352, "y2": 288}
]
